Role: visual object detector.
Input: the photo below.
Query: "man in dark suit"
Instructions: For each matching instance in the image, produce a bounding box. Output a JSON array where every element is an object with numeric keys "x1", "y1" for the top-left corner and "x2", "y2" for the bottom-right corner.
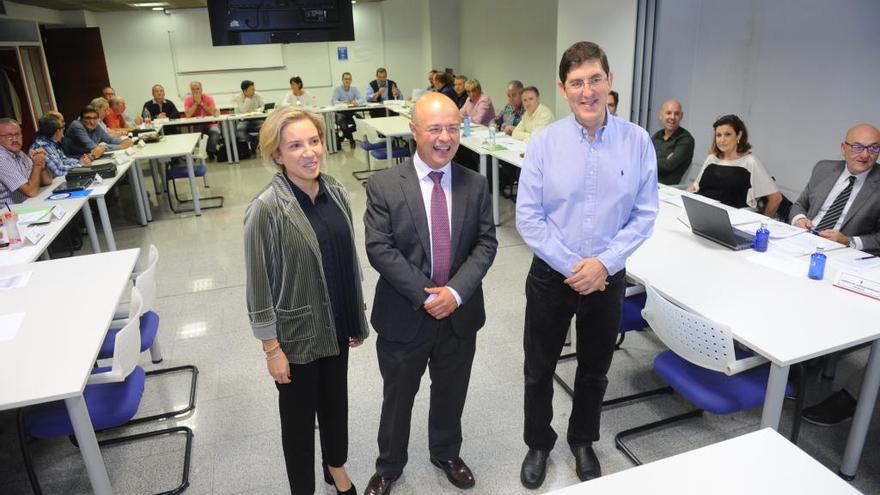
[
  {"x1": 363, "y1": 92, "x2": 498, "y2": 495},
  {"x1": 789, "y1": 123, "x2": 880, "y2": 254}
]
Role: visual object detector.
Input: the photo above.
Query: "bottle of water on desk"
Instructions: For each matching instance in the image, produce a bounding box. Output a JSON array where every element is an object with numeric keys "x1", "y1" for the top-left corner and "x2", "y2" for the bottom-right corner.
[
  {"x1": 3, "y1": 211, "x2": 21, "y2": 248},
  {"x1": 753, "y1": 222, "x2": 769, "y2": 252},
  {"x1": 488, "y1": 126, "x2": 497, "y2": 146},
  {"x1": 142, "y1": 108, "x2": 151, "y2": 126},
  {"x1": 463, "y1": 116, "x2": 471, "y2": 137},
  {"x1": 808, "y1": 246, "x2": 827, "y2": 280}
]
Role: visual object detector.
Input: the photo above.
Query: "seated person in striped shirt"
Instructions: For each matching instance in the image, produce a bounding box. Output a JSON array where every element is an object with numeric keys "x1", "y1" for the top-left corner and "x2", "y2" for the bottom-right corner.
[
  {"x1": 62, "y1": 105, "x2": 133, "y2": 159},
  {"x1": 0, "y1": 118, "x2": 51, "y2": 204},
  {"x1": 31, "y1": 113, "x2": 92, "y2": 177},
  {"x1": 494, "y1": 80, "x2": 525, "y2": 135}
]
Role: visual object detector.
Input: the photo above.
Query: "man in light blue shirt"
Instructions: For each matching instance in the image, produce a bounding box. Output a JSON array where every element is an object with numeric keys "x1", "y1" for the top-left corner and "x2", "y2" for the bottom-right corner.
[
  {"x1": 331, "y1": 72, "x2": 365, "y2": 149},
  {"x1": 515, "y1": 41, "x2": 658, "y2": 489}
]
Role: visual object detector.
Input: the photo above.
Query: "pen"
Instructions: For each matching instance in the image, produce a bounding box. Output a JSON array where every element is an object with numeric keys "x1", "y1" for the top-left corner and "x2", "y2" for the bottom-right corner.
[
  {"x1": 4, "y1": 201, "x2": 10, "y2": 213},
  {"x1": 857, "y1": 255, "x2": 877, "y2": 260}
]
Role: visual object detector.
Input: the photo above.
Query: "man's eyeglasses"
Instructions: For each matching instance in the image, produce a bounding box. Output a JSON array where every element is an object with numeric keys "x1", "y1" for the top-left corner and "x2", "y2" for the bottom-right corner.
[
  {"x1": 419, "y1": 125, "x2": 460, "y2": 136},
  {"x1": 0, "y1": 132, "x2": 22, "y2": 139},
  {"x1": 845, "y1": 142, "x2": 880, "y2": 154},
  {"x1": 82, "y1": 116, "x2": 98, "y2": 121},
  {"x1": 565, "y1": 75, "x2": 608, "y2": 91}
]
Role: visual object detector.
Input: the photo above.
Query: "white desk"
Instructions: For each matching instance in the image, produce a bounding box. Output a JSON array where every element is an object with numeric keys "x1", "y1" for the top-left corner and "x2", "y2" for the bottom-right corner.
[
  {"x1": 626, "y1": 196, "x2": 880, "y2": 477},
  {"x1": 359, "y1": 116, "x2": 413, "y2": 170},
  {"x1": 0, "y1": 249, "x2": 140, "y2": 495},
  {"x1": 459, "y1": 130, "x2": 525, "y2": 226},
  {"x1": 546, "y1": 429, "x2": 859, "y2": 494},
  {"x1": 153, "y1": 115, "x2": 234, "y2": 164},
  {"x1": 0, "y1": 196, "x2": 93, "y2": 266},
  {"x1": 132, "y1": 133, "x2": 203, "y2": 217},
  {"x1": 315, "y1": 103, "x2": 391, "y2": 154}
]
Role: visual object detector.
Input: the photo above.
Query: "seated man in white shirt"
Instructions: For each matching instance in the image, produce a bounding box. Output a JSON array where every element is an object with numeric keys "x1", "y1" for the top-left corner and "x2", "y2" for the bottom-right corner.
[{"x1": 233, "y1": 79, "x2": 265, "y2": 154}]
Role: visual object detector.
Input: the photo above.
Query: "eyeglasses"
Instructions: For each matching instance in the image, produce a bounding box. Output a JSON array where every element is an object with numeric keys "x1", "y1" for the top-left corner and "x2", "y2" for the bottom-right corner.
[
  {"x1": 565, "y1": 75, "x2": 608, "y2": 91},
  {"x1": 419, "y1": 125, "x2": 460, "y2": 136},
  {"x1": 845, "y1": 142, "x2": 880, "y2": 154},
  {"x1": 82, "y1": 116, "x2": 98, "y2": 121},
  {"x1": 0, "y1": 132, "x2": 22, "y2": 139}
]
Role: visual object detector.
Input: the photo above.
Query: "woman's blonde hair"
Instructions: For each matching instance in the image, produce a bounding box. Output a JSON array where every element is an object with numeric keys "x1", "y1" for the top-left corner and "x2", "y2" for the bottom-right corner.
[{"x1": 259, "y1": 108, "x2": 325, "y2": 172}]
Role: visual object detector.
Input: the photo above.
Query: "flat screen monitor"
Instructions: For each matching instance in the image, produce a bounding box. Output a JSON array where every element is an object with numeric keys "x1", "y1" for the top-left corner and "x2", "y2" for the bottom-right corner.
[{"x1": 207, "y1": 0, "x2": 355, "y2": 46}]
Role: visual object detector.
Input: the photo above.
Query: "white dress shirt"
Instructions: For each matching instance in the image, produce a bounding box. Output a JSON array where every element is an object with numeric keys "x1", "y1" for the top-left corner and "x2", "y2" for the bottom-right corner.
[{"x1": 412, "y1": 152, "x2": 462, "y2": 304}]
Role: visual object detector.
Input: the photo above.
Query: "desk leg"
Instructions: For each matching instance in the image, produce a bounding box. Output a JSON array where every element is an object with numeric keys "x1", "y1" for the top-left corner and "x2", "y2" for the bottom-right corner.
[
  {"x1": 81, "y1": 205, "x2": 100, "y2": 253},
  {"x1": 39, "y1": 251, "x2": 50, "y2": 260},
  {"x1": 65, "y1": 395, "x2": 113, "y2": 494},
  {"x1": 325, "y1": 112, "x2": 338, "y2": 154},
  {"x1": 127, "y1": 162, "x2": 145, "y2": 226},
  {"x1": 491, "y1": 156, "x2": 500, "y2": 226},
  {"x1": 222, "y1": 120, "x2": 234, "y2": 164},
  {"x1": 840, "y1": 339, "x2": 880, "y2": 479},
  {"x1": 95, "y1": 197, "x2": 117, "y2": 251},
  {"x1": 186, "y1": 154, "x2": 201, "y2": 216},
  {"x1": 149, "y1": 158, "x2": 163, "y2": 194},
  {"x1": 231, "y1": 118, "x2": 240, "y2": 163},
  {"x1": 760, "y1": 363, "x2": 789, "y2": 429},
  {"x1": 131, "y1": 160, "x2": 150, "y2": 223},
  {"x1": 386, "y1": 135, "x2": 393, "y2": 169}
]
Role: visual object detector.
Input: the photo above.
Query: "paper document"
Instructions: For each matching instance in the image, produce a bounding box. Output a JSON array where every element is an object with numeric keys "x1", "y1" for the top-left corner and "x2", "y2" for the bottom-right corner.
[
  {"x1": 658, "y1": 187, "x2": 717, "y2": 208},
  {"x1": 737, "y1": 220, "x2": 807, "y2": 239},
  {"x1": 770, "y1": 233, "x2": 846, "y2": 256},
  {"x1": 14, "y1": 206, "x2": 54, "y2": 225},
  {"x1": 724, "y1": 208, "x2": 766, "y2": 226},
  {"x1": 829, "y1": 249, "x2": 880, "y2": 273},
  {"x1": 747, "y1": 251, "x2": 809, "y2": 278},
  {"x1": 0, "y1": 312, "x2": 25, "y2": 342},
  {"x1": 0, "y1": 271, "x2": 31, "y2": 290}
]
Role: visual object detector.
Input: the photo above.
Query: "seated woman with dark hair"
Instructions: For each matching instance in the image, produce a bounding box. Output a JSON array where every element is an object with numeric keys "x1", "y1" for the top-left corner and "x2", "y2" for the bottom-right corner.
[
  {"x1": 688, "y1": 114, "x2": 783, "y2": 217},
  {"x1": 31, "y1": 113, "x2": 92, "y2": 177}
]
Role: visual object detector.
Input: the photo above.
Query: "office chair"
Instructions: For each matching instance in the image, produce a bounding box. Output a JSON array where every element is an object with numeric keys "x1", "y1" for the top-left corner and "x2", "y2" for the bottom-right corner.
[
  {"x1": 18, "y1": 288, "x2": 193, "y2": 495},
  {"x1": 165, "y1": 134, "x2": 224, "y2": 213},
  {"x1": 614, "y1": 283, "x2": 804, "y2": 465},
  {"x1": 100, "y1": 244, "x2": 199, "y2": 425}
]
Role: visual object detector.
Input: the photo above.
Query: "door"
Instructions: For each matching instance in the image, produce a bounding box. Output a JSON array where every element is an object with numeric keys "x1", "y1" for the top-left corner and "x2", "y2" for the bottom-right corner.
[
  {"x1": 0, "y1": 48, "x2": 36, "y2": 148},
  {"x1": 40, "y1": 27, "x2": 110, "y2": 124}
]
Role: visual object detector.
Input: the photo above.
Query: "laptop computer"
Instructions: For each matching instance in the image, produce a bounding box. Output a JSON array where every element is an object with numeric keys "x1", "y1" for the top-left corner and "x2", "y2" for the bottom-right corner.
[
  {"x1": 681, "y1": 195, "x2": 755, "y2": 250},
  {"x1": 263, "y1": 102, "x2": 275, "y2": 111},
  {"x1": 53, "y1": 176, "x2": 93, "y2": 194}
]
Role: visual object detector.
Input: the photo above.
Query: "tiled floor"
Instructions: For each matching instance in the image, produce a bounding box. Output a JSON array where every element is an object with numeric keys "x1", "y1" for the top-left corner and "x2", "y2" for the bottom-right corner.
[{"x1": 2, "y1": 141, "x2": 879, "y2": 494}]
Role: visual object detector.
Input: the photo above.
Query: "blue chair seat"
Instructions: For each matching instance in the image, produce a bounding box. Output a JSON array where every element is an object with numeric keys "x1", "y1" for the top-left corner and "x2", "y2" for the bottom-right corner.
[
  {"x1": 620, "y1": 291, "x2": 648, "y2": 331},
  {"x1": 167, "y1": 164, "x2": 207, "y2": 179},
  {"x1": 370, "y1": 147, "x2": 410, "y2": 160},
  {"x1": 98, "y1": 311, "x2": 160, "y2": 360},
  {"x1": 653, "y1": 350, "x2": 791, "y2": 415},
  {"x1": 24, "y1": 367, "x2": 146, "y2": 438},
  {"x1": 360, "y1": 140, "x2": 385, "y2": 151}
]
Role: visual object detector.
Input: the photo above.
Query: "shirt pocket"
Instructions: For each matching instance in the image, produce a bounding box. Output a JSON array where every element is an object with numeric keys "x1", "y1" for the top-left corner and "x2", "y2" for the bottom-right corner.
[{"x1": 276, "y1": 305, "x2": 315, "y2": 343}]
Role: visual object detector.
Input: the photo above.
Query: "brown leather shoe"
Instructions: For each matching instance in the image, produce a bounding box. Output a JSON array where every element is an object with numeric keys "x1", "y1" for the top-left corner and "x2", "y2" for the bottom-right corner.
[
  {"x1": 363, "y1": 472, "x2": 399, "y2": 495},
  {"x1": 430, "y1": 457, "x2": 476, "y2": 489}
]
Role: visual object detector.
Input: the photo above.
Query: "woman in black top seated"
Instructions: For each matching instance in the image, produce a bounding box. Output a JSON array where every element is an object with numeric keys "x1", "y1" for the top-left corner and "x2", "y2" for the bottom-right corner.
[{"x1": 687, "y1": 114, "x2": 783, "y2": 217}]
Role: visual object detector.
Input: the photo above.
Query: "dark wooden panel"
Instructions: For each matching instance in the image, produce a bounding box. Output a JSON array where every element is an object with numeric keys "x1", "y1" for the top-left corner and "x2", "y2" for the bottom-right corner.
[
  {"x1": 41, "y1": 26, "x2": 110, "y2": 124},
  {"x1": 0, "y1": 49, "x2": 36, "y2": 149}
]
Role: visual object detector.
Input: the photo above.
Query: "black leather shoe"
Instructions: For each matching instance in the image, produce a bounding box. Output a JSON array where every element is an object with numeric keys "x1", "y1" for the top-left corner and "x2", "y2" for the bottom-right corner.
[
  {"x1": 363, "y1": 472, "x2": 399, "y2": 495},
  {"x1": 570, "y1": 443, "x2": 601, "y2": 481},
  {"x1": 520, "y1": 449, "x2": 549, "y2": 489},
  {"x1": 430, "y1": 456, "x2": 475, "y2": 489},
  {"x1": 802, "y1": 390, "x2": 857, "y2": 426}
]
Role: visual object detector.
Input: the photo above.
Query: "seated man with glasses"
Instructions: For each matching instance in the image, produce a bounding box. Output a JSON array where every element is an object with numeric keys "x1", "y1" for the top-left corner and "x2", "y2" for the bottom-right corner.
[
  {"x1": 31, "y1": 113, "x2": 93, "y2": 177},
  {"x1": 789, "y1": 123, "x2": 880, "y2": 254},
  {"x1": 62, "y1": 105, "x2": 133, "y2": 159},
  {"x1": 0, "y1": 117, "x2": 52, "y2": 204}
]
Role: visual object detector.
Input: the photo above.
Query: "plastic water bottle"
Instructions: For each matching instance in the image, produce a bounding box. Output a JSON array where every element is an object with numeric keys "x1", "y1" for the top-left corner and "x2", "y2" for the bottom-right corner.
[
  {"x1": 488, "y1": 126, "x2": 497, "y2": 146},
  {"x1": 753, "y1": 222, "x2": 769, "y2": 252},
  {"x1": 808, "y1": 246, "x2": 827, "y2": 280},
  {"x1": 3, "y1": 212, "x2": 22, "y2": 248},
  {"x1": 311, "y1": 95, "x2": 318, "y2": 108},
  {"x1": 463, "y1": 116, "x2": 471, "y2": 137},
  {"x1": 142, "y1": 108, "x2": 152, "y2": 125}
]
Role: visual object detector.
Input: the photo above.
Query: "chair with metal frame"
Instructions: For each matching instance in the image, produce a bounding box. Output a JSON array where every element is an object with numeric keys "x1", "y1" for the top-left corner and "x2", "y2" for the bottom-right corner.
[
  {"x1": 164, "y1": 134, "x2": 224, "y2": 213},
  {"x1": 17, "y1": 288, "x2": 193, "y2": 495},
  {"x1": 614, "y1": 283, "x2": 804, "y2": 465}
]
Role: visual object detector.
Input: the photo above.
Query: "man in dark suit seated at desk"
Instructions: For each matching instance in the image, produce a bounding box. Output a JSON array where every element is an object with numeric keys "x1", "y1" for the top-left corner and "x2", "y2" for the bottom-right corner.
[{"x1": 789, "y1": 123, "x2": 880, "y2": 255}]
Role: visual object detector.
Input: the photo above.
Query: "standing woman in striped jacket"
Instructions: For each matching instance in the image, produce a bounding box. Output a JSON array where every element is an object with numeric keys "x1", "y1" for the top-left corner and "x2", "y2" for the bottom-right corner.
[{"x1": 244, "y1": 108, "x2": 368, "y2": 495}]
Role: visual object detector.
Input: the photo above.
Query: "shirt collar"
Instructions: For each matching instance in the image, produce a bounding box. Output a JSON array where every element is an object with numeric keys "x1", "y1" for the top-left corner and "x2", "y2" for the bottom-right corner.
[
  {"x1": 413, "y1": 151, "x2": 451, "y2": 181},
  {"x1": 570, "y1": 108, "x2": 612, "y2": 144},
  {"x1": 285, "y1": 174, "x2": 326, "y2": 205},
  {"x1": 843, "y1": 165, "x2": 872, "y2": 184}
]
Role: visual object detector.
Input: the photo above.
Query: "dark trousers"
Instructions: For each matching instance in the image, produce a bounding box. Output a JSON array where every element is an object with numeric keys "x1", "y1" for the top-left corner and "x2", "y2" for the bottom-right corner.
[
  {"x1": 375, "y1": 321, "x2": 476, "y2": 477},
  {"x1": 335, "y1": 111, "x2": 357, "y2": 141},
  {"x1": 276, "y1": 345, "x2": 349, "y2": 495},
  {"x1": 523, "y1": 256, "x2": 625, "y2": 450}
]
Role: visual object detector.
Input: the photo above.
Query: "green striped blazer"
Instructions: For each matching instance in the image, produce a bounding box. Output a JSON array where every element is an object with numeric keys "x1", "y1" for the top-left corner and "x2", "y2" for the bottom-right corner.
[{"x1": 244, "y1": 173, "x2": 369, "y2": 364}]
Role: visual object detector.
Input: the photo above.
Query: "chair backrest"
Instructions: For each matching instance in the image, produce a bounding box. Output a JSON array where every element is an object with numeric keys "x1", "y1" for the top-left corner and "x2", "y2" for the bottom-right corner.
[
  {"x1": 133, "y1": 244, "x2": 159, "y2": 313},
  {"x1": 641, "y1": 283, "x2": 738, "y2": 374},
  {"x1": 193, "y1": 133, "x2": 209, "y2": 160},
  {"x1": 90, "y1": 288, "x2": 143, "y2": 385},
  {"x1": 362, "y1": 124, "x2": 382, "y2": 145}
]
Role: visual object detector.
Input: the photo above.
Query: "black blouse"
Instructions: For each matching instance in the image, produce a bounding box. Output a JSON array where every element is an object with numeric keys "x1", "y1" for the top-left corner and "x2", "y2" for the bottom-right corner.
[{"x1": 285, "y1": 175, "x2": 359, "y2": 342}]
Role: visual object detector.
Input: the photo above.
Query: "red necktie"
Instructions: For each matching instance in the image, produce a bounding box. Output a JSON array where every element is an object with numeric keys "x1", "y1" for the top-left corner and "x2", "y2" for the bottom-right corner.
[{"x1": 429, "y1": 171, "x2": 450, "y2": 286}]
